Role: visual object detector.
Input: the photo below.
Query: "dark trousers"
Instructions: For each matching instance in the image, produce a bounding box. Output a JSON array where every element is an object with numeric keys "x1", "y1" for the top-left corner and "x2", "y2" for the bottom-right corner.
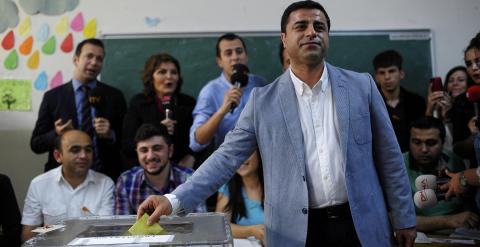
[{"x1": 306, "y1": 203, "x2": 361, "y2": 247}]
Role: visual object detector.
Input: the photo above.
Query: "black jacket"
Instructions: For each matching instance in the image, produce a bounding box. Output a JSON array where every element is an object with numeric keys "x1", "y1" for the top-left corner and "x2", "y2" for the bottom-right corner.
[
  {"x1": 122, "y1": 92, "x2": 196, "y2": 164},
  {"x1": 30, "y1": 81, "x2": 127, "y2": 180}
]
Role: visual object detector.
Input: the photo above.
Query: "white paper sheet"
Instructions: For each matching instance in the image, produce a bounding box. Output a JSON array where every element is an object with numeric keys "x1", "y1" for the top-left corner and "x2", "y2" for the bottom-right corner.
[{"x1": 68, "y1": 235, "x2": 174, "y2": 245}]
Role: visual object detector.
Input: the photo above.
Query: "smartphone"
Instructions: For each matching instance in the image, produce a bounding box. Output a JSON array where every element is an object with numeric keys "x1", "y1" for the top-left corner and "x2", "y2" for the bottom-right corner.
[{"x1": 430, "y1": 77, "x2": 443, "y2": 92}]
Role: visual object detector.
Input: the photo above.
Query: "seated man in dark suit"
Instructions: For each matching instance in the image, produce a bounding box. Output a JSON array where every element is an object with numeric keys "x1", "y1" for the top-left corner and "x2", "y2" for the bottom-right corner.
[
  {"x1": 403, "y1": 117, "x2": 478, "y2": 232},
  {"x1": 30, "y1": 38, "x2": 127, "y2": 181}
]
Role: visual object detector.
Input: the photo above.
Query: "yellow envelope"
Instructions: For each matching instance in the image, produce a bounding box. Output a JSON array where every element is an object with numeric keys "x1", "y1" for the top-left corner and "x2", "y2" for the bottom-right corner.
[{"x1": 128, "y1": 213, "x2": 165, "y2": 235}]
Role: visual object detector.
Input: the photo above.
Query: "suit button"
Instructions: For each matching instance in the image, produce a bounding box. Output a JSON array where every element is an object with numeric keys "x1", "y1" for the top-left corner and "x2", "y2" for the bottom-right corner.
[
  {"x1": 302, "y1": 208, "x2": 308, "y2": 214},
  {"x1": 302, "y1": 176, "x2": 306, "y2": 182}
]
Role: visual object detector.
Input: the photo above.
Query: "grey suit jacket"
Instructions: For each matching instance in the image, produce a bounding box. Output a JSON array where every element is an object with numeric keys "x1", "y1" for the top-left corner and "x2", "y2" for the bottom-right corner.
[{"x1": 174, "y1": 63, "x2": 416, "y2": 246}]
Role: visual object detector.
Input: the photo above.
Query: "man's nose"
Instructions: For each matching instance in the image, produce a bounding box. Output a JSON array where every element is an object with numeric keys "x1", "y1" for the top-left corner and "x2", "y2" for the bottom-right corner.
[
  {"x1": 146, "y1": 149, "x2": 155, "y2": 159},
  {"x1": 472, "y1": 60, "x2": 480, "y2": 70},
  {"x1": 420, "y1": 144, "x2": 428, "y2": 152},
  {"x1": 231, "y1": 52, "x2": 240, "y2": 62},
  {"x1": 79, "y1": 149, "x2": 88, "y2": 158},
  {"x1": 306, "y1": 24, "x2": 317, "y2": 38}
]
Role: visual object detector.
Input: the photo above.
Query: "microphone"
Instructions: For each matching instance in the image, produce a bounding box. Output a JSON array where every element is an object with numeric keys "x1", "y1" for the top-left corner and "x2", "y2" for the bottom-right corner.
[
  {"x1": 161, "y1": 94, "x2": 173, "y2": 119},
  {"x1": 466, "y1": 85, "x2": 480, "y2": 115},
  {"x1": 414, "y1": 189, "x2": 445, "y2": 209},
  {"x1": 414, "y1": 175, "x2": 449, "y2": 191},
  {"x1": 88, "y1": 87, "x2": 104, "y2": 118},
  {"x1": 230, "y1": 64, "x2": 249, "y2": 113},
  {"x1": 466, "y1": 85, "x2": 480, "y2": 128}
]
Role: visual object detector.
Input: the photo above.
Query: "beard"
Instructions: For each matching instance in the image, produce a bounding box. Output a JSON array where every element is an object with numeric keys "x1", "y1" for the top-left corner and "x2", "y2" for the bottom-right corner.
[{"x1": 143, "y1": 157, "x2": 168, "y2": 176}]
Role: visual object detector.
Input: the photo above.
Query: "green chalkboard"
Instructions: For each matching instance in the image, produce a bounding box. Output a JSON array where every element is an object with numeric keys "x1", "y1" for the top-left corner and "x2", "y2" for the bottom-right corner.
[{"x1": 101, "y1": 31, "x2": 432, "y2": 102}]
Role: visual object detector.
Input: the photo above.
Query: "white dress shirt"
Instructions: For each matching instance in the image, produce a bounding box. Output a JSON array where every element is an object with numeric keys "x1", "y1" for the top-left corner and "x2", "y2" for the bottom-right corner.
[
  {"x1": 21, "y1": 166, "x2": 114, "y2": 226},
  {"x1": 290, "y1": 64, "x2": 348, "y2": 208}
]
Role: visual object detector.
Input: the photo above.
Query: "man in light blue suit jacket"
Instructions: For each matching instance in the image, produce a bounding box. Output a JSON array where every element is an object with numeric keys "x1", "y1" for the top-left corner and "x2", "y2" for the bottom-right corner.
[{"x1": 138, "y1": 1, "x2": 416, "y2": 246}]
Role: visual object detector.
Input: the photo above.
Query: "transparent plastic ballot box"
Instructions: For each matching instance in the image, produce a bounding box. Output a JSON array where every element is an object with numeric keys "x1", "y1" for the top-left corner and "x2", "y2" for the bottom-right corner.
[{"x1": 23, "y1": 212, "x2": 234, "y2": 246}]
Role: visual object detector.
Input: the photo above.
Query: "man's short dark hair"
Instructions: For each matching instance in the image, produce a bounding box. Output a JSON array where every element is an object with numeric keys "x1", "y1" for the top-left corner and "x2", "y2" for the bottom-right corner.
[
  {"x1": 410, "y1": 117, "x2": 446, "y2": 144},
  {"x1": 373, "y1": 50, "x2": 403, "y2": 71},
  {"x1": 281, "y1": 1, "x2": 331, "y2": 33},
  {"x1": 134, "y1": 123, "x2": 172, "y2": 147},
  {"x1": 215, "y1": 33, "x2": 247, "y2": 58},
  {"x1": 54, "y1": 133, "x2": 63, "y2": 152},
  {"x1": 75, "y1": 38, "x2": 105, "y2": 57}
]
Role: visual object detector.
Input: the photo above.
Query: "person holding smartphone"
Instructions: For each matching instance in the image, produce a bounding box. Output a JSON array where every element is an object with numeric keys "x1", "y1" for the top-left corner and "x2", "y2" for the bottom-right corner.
[{"x1": 448, "y1": 34, "x2": 480, "y2": 166}]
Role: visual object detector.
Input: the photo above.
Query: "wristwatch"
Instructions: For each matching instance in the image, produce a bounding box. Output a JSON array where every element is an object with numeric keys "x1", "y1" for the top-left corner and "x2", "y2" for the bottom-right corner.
[{"x1": 460, "y1": 172, "x2": 469, "y2": 187}]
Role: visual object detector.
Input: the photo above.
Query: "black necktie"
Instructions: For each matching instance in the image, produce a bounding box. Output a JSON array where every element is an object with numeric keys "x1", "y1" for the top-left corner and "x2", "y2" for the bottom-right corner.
[{"x1": 81, "y1": 85, "x2": 94, "y2": 137}]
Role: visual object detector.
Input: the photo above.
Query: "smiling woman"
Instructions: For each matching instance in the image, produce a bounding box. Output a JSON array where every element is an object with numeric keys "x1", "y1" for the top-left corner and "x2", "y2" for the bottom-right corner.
[{"x1": 122, "y1": 53, "x2": 197, "y2": 169}]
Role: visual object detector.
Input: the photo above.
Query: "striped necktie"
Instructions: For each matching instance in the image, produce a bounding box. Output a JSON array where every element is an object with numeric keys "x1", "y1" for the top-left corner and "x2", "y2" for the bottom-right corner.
[{"x1": 80, "y1": 85, "x2": 94, "y2": 137}]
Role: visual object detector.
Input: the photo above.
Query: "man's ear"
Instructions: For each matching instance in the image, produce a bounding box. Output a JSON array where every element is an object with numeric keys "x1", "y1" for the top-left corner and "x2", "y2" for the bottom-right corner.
[
  {"x1": 72, "y1": 55, "x2": 79, "y2": 67},
  {"x1": 400, "y1": 70, "x2": 405, "y2": 80},
  {"x1": 216, "y1": 56, "x2": 223, "y2": 69},
  {"x1": 53, "y1": 149, "x2": 62, "y2": 163}
]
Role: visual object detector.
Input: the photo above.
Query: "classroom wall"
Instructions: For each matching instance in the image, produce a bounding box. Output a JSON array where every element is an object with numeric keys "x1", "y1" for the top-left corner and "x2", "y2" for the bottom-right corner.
[{"x1": 0, "y1": 0, "x2": 479, "y2": 210}]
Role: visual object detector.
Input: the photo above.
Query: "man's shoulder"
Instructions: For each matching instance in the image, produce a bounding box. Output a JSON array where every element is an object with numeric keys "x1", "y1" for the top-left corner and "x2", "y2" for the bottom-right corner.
[
  {"x1": 328, "y1": 63, "x2": 367, "y2": 78},
  {"x1": 402, "y1": 152, "x2": 411, "y2": 166},
  {"x1": 249, "y1": 74, "x2": 268, "y2": 86},
  {"x1": 97, "y1": 81, "x2": 125, "y2": 98},
  {"x1": 118, "y1": 166, "x2": 144, "y2": 179},
  {"x1": 401, "y1": 87, "x2": 424, "y2": 101},
  {"x1": 30, "y1": 168, "x2": 60, "y2": 187},
  {"x1": 197, "y1": 75, "x2": 225, "y2": 97},
  {"x1": 172, "y1": 163, "x2": 194, "y2": 175},
  {"x1": 88, "y1": 169, "x2": 115, "y2": 185},
  {"x1": 203, "y1": 75, "x2": 224, "y2": 87},
  {"x1": 43, "y1": 81, "x2": 72, "y2": 97},
  {"x1": 442, "y1": 151, "x2": 465, "y2": 171}
]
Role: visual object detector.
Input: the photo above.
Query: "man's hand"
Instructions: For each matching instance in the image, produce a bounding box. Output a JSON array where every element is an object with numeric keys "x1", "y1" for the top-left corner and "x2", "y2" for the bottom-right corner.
[
  {"x1": 161, "y1": 118, "x2": 177, "y2": 135},
  {"x1": 440, "y1": 170, "x2": 467, "y2": 200},
  {"x1": 425, "y1": 90, "x2": 444, "y2": 116},
  {"x1": 54, "y1": 118, "x2": 74, "y2": 135},
  {"x1": 395, "y1": 227, "x2": 416, "y2": 247},
  {"x1": 137, "y1": 195, "x2": 173, "y2": 225},
  {"x1": 219, "y1": 87, "x2": 243, "y2": 114},
  {"x1": 447, "y1": 211, "x2": 479, "y2": 229},
  {"x1": 93, "y1": 118, "x2": 113, "y2": 138}
]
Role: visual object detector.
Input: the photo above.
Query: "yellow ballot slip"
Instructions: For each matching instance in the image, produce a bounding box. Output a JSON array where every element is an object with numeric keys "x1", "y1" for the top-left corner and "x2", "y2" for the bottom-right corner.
[{"x1": 128, "y1": 213, "x2": 165, "y2": 235}]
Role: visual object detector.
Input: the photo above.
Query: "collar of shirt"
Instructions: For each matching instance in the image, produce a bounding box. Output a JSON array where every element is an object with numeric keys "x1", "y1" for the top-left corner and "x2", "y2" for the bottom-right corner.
[
  {"x1": 53, "y1": 166, "x2": 96, "y2": 189},
  {"x1": 409, "y1": 152, "x2": 450, "y2": 172},
  {"x1": 140, "y1": 163, "x2": 178, "y2": 194},
  {"x1": 289, "y1": 63, "x2": 329, "y2": 96},
  {"x1": 72, "y1": 79, "x2": 98, "y2": 92},
  {"x1": 219, "y1": 73, "x2": 233, "y2": 88}
]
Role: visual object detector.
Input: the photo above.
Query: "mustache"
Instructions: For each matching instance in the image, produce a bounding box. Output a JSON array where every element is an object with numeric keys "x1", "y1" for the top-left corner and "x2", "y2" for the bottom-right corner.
[
  {"x1": 301, "y1": 38, "x2": 323, "y2": 46},
  {"x1": 146, "y1": 157, "x2": 161, "y2": 163}
]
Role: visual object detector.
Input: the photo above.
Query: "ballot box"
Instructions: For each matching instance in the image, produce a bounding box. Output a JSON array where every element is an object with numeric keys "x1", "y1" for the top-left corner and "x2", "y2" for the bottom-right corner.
[{"x1": 23, "y1": 212, "x2": 233, "y2": 246}]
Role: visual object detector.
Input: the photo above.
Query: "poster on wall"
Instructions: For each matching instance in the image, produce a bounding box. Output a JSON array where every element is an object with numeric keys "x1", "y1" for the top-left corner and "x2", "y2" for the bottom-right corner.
[{"x1": 0, "y1": 79, "x2": 31, "y2": 111}]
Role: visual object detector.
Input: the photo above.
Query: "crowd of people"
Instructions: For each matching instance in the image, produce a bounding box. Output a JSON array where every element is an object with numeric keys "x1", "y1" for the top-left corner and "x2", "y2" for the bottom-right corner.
[{"x1": 1, "y1": 1, "x2": 480, "y2": 246}]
